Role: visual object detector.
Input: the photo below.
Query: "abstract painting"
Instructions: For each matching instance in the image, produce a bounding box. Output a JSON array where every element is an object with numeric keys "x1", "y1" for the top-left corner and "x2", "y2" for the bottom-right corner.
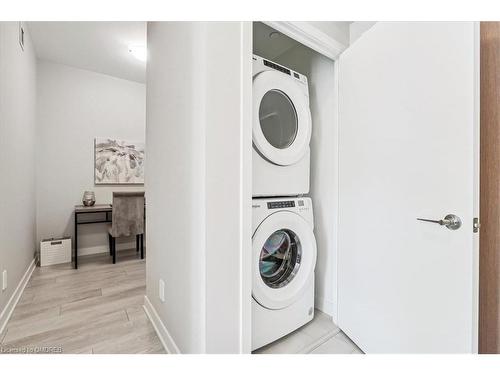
[{"x1": 94, "y1": 138, "x2": 145, "y2": 184}]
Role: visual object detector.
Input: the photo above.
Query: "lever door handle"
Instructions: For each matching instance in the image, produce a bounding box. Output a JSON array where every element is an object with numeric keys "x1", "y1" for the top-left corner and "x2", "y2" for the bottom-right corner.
[{"x1": 417, "y1": 214, "x2": 462, "y2": 230}]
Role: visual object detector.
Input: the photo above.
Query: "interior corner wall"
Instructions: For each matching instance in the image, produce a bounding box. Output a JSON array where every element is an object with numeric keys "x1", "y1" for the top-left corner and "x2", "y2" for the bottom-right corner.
[
  {"x1": 0, "y1": 22, "x2": 37, "y2": 316},
  {"x1": 146, "y1": 22, "x2": 207, "y2": 354},
  {"x1": 146, "y1": 21, "x2": 251, "y2": 354},
  {"x1": 35, "y1": 61, "x2": 146, "y2": 256},
  {"x1": 203, "y1": 22, "x2": 252, "y2": 354},
  {"x1": 274, "y1": 44, "x2": 338, "y2": 321},
  {"x1": 349, "y1": 22, "x2": 377, "y2": 44}
]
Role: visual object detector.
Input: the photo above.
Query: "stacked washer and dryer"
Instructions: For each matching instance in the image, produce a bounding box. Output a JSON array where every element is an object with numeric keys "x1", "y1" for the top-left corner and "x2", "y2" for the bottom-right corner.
[{"x1": 252, "y1": 55, "x2": 317, "y2": 350}]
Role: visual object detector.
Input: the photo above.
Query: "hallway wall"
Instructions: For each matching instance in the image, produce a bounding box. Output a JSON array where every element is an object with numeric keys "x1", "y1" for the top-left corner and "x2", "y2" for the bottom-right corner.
[
  {"x1": 0, "y1": 22, "x2": 37, "y2": 322},
  {"x1": 36, "y1": 61, "x2": 146, "y2": 256},
  {"x1": 146, "y1": 21, "x2": 252, "y2": 353}
]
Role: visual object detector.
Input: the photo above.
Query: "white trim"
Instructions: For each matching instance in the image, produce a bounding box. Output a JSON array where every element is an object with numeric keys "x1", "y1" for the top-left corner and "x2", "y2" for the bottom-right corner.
[
  {"x1": 143, "y1": 295, "x2": 180, "y2": 354},
  {"x1": 314, "y1": 296, "x2": 336, "y2": 319},
  {"x1": 332, "y1": 56, "x2": 341, "y2": 327},
  {"x1": 264, "y1": 22, "x2": 347, "y2": 61},
  {"x1": 76, "y1": 241, "x2": 136, "y2": 257},
  {"x1": 471, "y1": 21, "x2": 480, "y2": 354},
  {"x1": 0, "y1": 259, "x2": 36, "y2": 336},
  {"x1": 239, "y1": 21, "x2": 253, "y2": 354}
]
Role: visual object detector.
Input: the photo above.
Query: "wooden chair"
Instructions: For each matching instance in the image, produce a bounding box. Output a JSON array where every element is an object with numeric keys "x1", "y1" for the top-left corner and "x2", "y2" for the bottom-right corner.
[{"x1": 108, "y1": 191, "x2": 145, "y2": 263}]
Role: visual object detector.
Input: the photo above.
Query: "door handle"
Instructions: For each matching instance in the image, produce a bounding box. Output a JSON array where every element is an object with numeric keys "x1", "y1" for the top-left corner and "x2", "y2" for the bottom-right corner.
[{"x1": 417, "y1": 214, "x2": 462, "y2": 230}]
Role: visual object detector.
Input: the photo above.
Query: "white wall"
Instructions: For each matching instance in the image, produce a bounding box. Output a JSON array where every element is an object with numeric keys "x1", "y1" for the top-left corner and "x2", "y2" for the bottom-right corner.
[
  {"x1": 146, "y1": 21, "x2": 252, "y2": 353},
  {"x1": 274, "y1": 44, "x2": 338, "y2": 319},
  {"x1": 36, "y1": 61, "x2": 145, "y2": 256},
  {"x1": 349, "y1": 22, "x2": 376, "y2": 44},
  {"x1": 203, "y1": 23, "x2": 252, "y2": 354},
  {"x1": 0, "y1": 22, "x2": 37, "y2": 316}
]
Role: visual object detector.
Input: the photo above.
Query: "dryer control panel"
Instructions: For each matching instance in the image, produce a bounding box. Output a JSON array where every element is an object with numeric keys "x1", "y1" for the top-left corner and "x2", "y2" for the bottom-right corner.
[{"x1": 253, "y1": 54, "x2": 308, "y2": 85}]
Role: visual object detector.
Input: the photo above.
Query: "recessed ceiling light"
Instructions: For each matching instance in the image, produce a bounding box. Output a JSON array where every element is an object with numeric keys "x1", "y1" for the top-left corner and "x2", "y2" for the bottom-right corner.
[
  {"x1": 269, "y1": 31, "x2": 281, "y2": 39},
  {"x1": 128, "y1": 45, "x2": 147, "y2": 62}
]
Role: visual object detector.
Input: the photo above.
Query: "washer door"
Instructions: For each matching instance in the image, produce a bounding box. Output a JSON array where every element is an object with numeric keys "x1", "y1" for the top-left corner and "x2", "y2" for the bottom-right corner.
[
  {"x1": 252, "y1": 211, "x2": 317, "y2": 310},
  {"x1": 253, "y1": 71, "x2": 312, "y2": 166}
]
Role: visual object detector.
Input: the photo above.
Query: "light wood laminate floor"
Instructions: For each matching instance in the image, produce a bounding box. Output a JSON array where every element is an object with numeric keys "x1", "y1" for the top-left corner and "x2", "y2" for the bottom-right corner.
[{"x1": 0, "y1": 249, "x2": 165, "y2": 354}]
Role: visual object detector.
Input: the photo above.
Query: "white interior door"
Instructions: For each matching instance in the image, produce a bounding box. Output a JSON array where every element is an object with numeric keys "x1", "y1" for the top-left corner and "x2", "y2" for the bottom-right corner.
[{"x1": 337, "y1": 22, "x2": 479, "y2": 353}]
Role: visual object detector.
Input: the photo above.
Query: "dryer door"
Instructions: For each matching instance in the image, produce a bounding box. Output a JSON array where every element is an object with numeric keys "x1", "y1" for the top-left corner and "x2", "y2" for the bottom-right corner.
[
  {"x1": 252, "y1": 211, "x2": 317, "y2": 310},
  {"x1": 253, "y1": 70, "x2": 312, "y2": 166}
]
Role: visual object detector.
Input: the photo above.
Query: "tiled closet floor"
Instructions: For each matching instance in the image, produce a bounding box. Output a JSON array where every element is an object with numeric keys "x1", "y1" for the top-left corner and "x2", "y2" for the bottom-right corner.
[{"x1": 253, "y1": 310, "x2": 363, "y2": 354}]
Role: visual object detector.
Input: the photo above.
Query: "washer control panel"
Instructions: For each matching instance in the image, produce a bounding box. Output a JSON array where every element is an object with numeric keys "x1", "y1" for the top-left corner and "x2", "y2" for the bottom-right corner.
[
  {"x1": 253, "y1": 197, "x2": 314, "y2": 229},
  {"x1": 267, "y1": 200, "x2": 296, "y2": 209}
]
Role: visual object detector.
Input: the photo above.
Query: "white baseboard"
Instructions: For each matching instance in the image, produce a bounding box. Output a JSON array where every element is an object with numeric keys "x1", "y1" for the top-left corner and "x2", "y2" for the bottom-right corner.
[
  {"x1": 77, "y1": 241, "x2": 136, "y2": 257},
  {"x1": 0, "y1": 258, "x2": 36, "y2": 336},
  {"x1": 315, "y1": 296, "x2": 337, "y2": 324},
  {"x1": 143, "y1": 295, "x2": 180, "y2": 354}
]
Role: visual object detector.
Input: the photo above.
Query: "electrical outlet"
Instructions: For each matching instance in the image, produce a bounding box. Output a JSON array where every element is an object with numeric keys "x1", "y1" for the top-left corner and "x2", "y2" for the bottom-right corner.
[
  {"x1": 159, "y1": 279, "x2": 165, "y2": 302},
  {"x1": 2, "y1": 270, "x2": 7, "y2": 291}
]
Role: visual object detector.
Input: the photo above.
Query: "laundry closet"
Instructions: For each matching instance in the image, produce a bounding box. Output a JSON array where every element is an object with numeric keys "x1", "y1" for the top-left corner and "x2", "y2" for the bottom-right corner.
[
  {"x1": 146, "y1": 21, "x2": 479, "y2": 354},
  {"x1": 251, "y1": 22, "x2": 338, "y2": 351},
  {"x1": 248, "y1": 21, "x2": 479, "y2": 354}
]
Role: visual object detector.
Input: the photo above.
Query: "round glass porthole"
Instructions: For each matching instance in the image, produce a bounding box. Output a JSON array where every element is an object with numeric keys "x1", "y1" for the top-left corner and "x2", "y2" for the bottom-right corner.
[
  {"x1": 258, "y1": 90, "x2": 298, "y2": 149},
  {"x1": 259, "y1": 229, "x2": 301, "y2": 289}
]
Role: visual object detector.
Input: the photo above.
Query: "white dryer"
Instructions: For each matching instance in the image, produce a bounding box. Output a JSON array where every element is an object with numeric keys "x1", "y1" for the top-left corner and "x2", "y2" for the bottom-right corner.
[
  {"x1": 252, "y1": 55, "x2": 312, "y2": 197},
  {"x1": 252, "y1": 197, "x2": 317, "y2": 350}
]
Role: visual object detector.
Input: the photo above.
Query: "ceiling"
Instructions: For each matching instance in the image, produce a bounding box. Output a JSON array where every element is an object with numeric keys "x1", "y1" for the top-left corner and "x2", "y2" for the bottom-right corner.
[
  {"x1": 27, "y1": 22, "x2": 146, "y2": 83},
  {"x1": 27, "y1": 22, "x2": 353, "y2": 84},
  {"x1": 253, "y1": 22, "x2": 352, "y2": 61},
  {"x1": 253, "y1": 22, "x2": 300, "y2": 60}
]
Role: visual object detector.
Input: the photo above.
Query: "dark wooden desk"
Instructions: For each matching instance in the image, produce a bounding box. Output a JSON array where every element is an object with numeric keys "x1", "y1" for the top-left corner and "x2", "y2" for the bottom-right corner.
[{"x1": 74, "y1": 204, "x2": 113, "y2": 269}]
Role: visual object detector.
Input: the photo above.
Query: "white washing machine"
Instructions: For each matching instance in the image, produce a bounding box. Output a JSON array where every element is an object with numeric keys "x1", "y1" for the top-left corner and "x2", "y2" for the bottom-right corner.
[
  {"x1": 252, "y1": 55, "x2": 312, "y2": 197},
  {"x1": 252, "y1": 197, "x2": 317, "y2": 350}
]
